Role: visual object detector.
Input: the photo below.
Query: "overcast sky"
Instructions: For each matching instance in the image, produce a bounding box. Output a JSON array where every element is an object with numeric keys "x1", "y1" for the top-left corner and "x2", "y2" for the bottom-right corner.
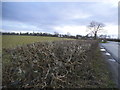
[{"x1": 2, "y1": 1, "x2": 118, "y2": 37}]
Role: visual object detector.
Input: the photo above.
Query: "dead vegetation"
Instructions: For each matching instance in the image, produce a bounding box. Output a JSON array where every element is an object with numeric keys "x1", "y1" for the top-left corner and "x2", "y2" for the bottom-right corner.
[{"x1": 2, "y1": 40, "x2": 112, "y2": 88}]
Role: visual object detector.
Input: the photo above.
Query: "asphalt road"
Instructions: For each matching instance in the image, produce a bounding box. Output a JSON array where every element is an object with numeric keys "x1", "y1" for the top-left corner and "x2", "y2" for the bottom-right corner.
[
  {"x1": 101, "y1": 41, "x2": 120, "y2": 88},
  {"x1": 101, "y1": 41, "x2": 119, "y2": 63}
]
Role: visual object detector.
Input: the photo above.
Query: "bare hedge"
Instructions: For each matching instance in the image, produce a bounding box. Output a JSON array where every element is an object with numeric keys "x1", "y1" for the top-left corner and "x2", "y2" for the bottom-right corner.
[{"x1": 3, "y1": 40, "x2": 103, "y2": 88}]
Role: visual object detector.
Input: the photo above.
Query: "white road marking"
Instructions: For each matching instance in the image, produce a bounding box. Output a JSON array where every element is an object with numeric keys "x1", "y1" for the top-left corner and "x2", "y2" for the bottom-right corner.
[
  {"x1": 108, "y1": 59, "x2": 116, "y2": 62},
  {"x1": 100, "y1": 49, "x2": 106, "y2": 51},
  {"x1": 105, "y1": 52, "x2": 111, "y2": 56}
]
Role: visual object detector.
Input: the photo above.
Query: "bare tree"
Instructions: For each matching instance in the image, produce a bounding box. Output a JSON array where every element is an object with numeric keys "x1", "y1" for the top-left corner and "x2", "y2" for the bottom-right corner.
[{"x1": 87, "y1": 21, "x2": 105, "y2": 39}]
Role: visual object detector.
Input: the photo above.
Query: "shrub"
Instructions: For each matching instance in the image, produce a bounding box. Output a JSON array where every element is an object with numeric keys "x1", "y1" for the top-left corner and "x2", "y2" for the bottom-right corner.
[{"x1": 3, "y1": 40, "x2": 108, "y2": 88}]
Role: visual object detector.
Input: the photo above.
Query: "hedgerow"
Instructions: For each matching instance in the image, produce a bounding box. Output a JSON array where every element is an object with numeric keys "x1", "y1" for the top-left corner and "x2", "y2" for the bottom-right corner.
[{"x1": 2, "y1": 40, "x2": 111, "y2": 88}]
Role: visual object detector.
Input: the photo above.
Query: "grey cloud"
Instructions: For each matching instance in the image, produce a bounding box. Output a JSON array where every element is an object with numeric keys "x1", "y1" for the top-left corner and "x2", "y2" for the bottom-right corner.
[{"x1": 2, "y1": 2, "x2": 117, "y2": 33}]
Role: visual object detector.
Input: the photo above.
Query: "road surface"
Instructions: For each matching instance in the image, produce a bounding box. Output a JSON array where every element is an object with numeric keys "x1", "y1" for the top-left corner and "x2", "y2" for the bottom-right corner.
[
  {"x1": 101, "y1": 41, "x2": 119, "y2": 63},
  {"x1": 100, "y1": 41, "x2": 120, "y2": 88}
]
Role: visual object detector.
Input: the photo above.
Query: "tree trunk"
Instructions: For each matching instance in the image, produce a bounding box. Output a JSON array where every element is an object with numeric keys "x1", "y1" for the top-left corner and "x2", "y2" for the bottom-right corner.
[{"x1": 94, "y1": 33, "x2": 97, "y2": 39}]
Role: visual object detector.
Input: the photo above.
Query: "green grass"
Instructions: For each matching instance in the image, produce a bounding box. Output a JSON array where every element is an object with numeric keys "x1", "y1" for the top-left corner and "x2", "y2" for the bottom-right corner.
[
  {"x1": 90, "y1": 46, "x2": 115, "y2": 88},
  {"x1": 2, "y1": 35, "x2": 75, "y2": 48},
  {"x1": 100, "y1": 40, "x2": 108, "y2": 43}
]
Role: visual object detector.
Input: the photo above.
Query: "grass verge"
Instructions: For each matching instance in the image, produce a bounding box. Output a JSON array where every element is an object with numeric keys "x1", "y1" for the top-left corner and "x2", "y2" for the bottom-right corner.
[{"x1": 88, "y1": 44, "x2": 115, "y2": 88}]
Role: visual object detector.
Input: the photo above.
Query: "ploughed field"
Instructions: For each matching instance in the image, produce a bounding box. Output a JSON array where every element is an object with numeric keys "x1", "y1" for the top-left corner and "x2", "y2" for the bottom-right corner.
[{"x1": 2, "y1": 35, "x2": 114, "y2": 88}]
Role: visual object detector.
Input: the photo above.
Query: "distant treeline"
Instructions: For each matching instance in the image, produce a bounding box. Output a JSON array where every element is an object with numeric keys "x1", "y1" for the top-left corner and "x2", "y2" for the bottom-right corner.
[
  {"x1": 106, "y1": 38, "x2": 120, "y2": 42},
  {"x1": 2, "y1": 32, "x2": 84, "y2": 39},
  {"x1": 2, "y1": 32, "x2": 120, "y2": 42}
]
